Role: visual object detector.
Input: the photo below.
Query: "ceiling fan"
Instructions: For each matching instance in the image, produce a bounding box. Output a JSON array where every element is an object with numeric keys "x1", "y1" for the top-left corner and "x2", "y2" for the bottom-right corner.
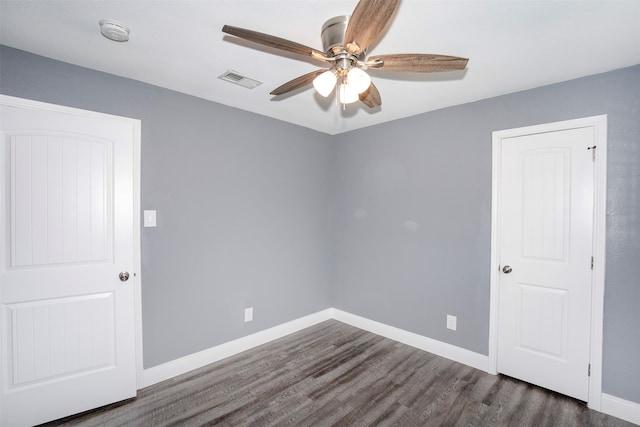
[{"x1": 222, "y1": 0, "x2": 468, "y2": 108}]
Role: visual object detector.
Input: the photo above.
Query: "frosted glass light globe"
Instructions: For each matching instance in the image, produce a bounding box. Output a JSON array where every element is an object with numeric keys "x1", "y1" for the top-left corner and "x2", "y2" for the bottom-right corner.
[
  {"x1": 347, "y1": 67, "x2": 371, "y2": 94},
  {"x1": 313, "y1": 70, "x2": 337, "y2": 97},
  {"x1": 339, "y1": 82, "x2": 359, "y2": 104}
]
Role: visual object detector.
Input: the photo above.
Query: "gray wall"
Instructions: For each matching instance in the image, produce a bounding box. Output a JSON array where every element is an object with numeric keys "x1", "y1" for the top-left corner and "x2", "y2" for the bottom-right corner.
[
  {"x1": 0, "y1": 45, "x2": 333, "y2": 368},
  {"x1": 331, "y1": 65, "x2": 640, "y2": 403},
  {"x1": 1, "y1": 45, "x2": 638, "y2": 403}
]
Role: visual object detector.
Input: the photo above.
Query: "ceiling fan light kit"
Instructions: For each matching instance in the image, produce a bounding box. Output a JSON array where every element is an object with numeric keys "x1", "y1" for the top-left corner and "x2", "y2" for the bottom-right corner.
[{"x1": 222, "y1": 0, "x2": 468, "y2": 110}]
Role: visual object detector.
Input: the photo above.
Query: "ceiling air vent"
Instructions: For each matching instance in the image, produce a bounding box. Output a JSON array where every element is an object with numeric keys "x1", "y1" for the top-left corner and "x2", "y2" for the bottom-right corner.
[{"x1": 217, "y1": 70, "x2": 263, "y2": 89}]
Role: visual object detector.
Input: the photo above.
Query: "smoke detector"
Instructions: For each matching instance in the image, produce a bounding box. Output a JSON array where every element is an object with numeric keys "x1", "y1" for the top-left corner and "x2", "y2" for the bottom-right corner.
[{"x1": 99, "y1": 19, "x2": 130, "y2": 42}]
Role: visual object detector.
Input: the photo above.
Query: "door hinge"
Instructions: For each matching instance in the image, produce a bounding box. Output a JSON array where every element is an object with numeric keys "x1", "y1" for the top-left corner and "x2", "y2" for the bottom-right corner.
[
  {"x1": 591, "y1": 256, "x2": 594, "y2": 270},
  {"x1": 588, "y1": 145, "x2": 596, "y2": 162},
  {"x1": 588, "y1": 363, "x2": 591, "y2": 377}
]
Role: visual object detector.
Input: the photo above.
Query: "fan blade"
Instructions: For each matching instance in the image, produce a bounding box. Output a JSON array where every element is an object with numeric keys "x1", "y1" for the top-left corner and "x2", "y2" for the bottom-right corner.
[
  {"x1": 271, "y1": 69, "x2": 328, "y2": 96},
  {"x1": 222, "y1": 25, "x2": 330, "y2": 62},
  {"x1": 344, "y1": 0, "x2": 400, "y2": 55},
  {"x1": 368, "y1": 54, "x2": 468, "y2": 73},
  {"x1": 359, "y1": 82, "x2": 381, "y2": 108}
]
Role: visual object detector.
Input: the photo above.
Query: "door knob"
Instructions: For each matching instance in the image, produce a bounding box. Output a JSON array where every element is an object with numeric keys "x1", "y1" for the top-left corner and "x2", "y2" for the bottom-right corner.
[
  {"x1": 502, "y1": 265, "x2": 512, "y2": 274},
  {"x1": 119, "y1": 271, "x2": 130, "y2": 282}
]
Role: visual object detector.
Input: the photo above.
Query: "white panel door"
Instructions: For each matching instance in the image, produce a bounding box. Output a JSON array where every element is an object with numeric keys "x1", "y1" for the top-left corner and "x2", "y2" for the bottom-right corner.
[
  {"x1": 497, "y1": 127, "x2": 594, "y2": 401},
  {"x1": 0, "y1": 101, "x2": 137, "y2": 426}
]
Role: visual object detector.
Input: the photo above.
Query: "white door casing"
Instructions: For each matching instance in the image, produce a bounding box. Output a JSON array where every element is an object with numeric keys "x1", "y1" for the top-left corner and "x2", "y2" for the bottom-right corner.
[
  {"x1": 0, "y1": 95, "x2": 142, "y2": 426},
  {"x1": 489, "y1": 116, "x2": 607, "y2": 408}
]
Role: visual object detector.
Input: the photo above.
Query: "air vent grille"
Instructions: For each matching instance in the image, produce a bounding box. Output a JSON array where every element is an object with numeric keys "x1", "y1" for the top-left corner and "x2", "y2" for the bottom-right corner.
[{"x1": 217, "y1": 70, "x2": 263, "y2": 89}]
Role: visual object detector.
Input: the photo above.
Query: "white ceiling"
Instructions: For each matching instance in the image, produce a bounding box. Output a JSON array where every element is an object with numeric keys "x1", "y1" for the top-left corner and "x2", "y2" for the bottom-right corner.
[{"x1": 1, "y1": 1, "x2": 639, "y2": 135}]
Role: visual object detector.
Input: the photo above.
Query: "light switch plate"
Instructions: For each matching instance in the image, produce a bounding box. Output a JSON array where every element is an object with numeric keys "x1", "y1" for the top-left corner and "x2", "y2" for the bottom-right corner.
[{"x1": 143, "y1": 210, "x2": 157, "y2": 227}]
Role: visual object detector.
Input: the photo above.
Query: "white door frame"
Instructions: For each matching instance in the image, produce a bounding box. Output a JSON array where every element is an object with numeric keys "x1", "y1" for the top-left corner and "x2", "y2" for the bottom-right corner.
[
  {"x1": 0, "y1": 94, "x2": 144, "y2": 389},
  {"x1": 488, "y1": 115, "x2": 607, "y2": 410}
]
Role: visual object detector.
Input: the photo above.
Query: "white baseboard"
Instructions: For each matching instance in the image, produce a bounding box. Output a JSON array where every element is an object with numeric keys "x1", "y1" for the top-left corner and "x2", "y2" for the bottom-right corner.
[
  {"x1": 330, "y1": 308, "x2": 489, "y2": 372},
  {"x1": 142, "y1": 309, "x2": 332, "y2": 387},
  {"x1": 142, "y1": 308, "x2": 491, "y2": 388},
  {"x1": 601, "y1": 393, "x2": 640, "y2": 425}
]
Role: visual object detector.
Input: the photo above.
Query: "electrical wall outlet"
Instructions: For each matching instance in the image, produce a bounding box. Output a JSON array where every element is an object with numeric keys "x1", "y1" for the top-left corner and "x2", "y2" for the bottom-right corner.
[
  {"x1": 447, "y1": 314, "x2": 457, "y2": 331},
  {"x1": 244, "y1": 307, "x2": 253, "y2": 322}
]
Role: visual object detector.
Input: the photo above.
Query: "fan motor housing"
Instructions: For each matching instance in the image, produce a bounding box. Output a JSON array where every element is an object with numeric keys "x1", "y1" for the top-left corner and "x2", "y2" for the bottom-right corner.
[{"x1": 321, "y1": 15, "x2": 366, "y2": 58}]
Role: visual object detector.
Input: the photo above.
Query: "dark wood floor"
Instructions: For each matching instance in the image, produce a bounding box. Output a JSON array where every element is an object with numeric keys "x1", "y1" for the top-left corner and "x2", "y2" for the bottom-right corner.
[{"x1": 42, "y1": 320, "x2": 634, "y2": 426}]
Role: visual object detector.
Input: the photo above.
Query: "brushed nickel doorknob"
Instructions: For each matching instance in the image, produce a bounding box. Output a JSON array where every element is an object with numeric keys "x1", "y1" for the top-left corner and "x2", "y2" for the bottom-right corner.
[
  {"x1": 502, "y1": 265, "x2": 512, "y2": 274},
  {"x1": 119, "y1": 271, "x2": 130, "y2": 282}
]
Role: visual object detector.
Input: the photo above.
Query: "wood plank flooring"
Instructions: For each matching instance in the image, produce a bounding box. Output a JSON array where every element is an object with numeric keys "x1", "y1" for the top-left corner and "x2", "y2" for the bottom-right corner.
[{"x1": 41, "y1": 320, "x2": 634, "y2": 426}]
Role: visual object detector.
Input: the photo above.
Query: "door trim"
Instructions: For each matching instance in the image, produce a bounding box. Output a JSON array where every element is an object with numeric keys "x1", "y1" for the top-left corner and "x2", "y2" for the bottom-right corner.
[
  {"x1": 488, "y1": 115, "x2": 607, "y2": 410},
  {"x1": 0, "y1": 94, "x2": 144, "y2": 389}
]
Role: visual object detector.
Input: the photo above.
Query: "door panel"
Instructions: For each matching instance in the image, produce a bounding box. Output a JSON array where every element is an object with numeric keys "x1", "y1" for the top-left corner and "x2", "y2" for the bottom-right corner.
[
  {"x1": 8, "y1": 293, "x2": 115, "y2": 386},
  {"x1": 1, "y1": 101, "x2": 137, "y2": 426},
  {"x1": 522, "y1": 150, "x2": 568, "y2": 261},
  {"x1": 11, "y1": 135, "x2": 112, "y2": 267},
  {"x1": 498, "y1": 127, "x2": 594, "y2": 401},
  {"x1": 517, "y1": 284, "x2": 567, "y2": 358}
]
